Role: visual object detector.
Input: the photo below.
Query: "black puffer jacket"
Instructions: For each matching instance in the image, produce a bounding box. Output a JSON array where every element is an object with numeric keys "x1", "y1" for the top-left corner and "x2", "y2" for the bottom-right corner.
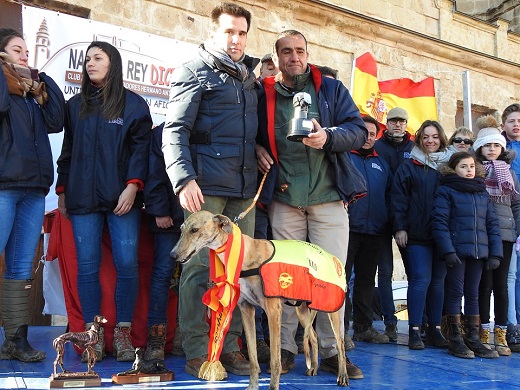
[
  {"x1": 431, "y1": 172, "x2": 502, "y2": 260},
  {"x1": 57, "y1": 88, "x2": 152, "y2": 214},
  {"x1": 163, "y1": 45, "x2": 260, "y2": 198},
  {"x1": 0, "y1": 70, "x2": 64, "y2": 192},
  {"x1": 391, "y1": 158, "x2": 441, "y2": 244}
]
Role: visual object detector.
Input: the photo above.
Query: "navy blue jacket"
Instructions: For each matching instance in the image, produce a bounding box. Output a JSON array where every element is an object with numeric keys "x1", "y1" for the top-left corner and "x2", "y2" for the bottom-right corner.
[
  {"x1": 163, "y1": 46, "x2": 260, "y2": 199},
  {"x1": 144, "y1": 124, "x2": 183, "y2": 234},
  {"x1": 348, "y1": 149, "x2": 392, "y2": 235},
  {"x1": 374, "y1": 132, "x2": 414, "y2": 173},
  {"x1": 257, "y1": 65, "x2": 367, "y2": 205},
  {"x1": 391, "y1": 159, "x2": 441, "y2": 244},
  {"x1": 57, "y1": 88, "x2": 152, "y2": 214},
  {"x1": 0, "y1": 70, "x2": 64, "y2": 192},
  {"x1": 431, "y1": 175, "x2": 503, "y2": 260}
]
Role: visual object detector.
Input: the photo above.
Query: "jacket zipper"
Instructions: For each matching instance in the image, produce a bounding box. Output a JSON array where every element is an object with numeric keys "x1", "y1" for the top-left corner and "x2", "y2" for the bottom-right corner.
[
  {"x1": 472, "y1": 194, "x2": 479, "y2": 259},
  {"x1": 232, "y1": 78, "x2": 240, "y2": 104}
]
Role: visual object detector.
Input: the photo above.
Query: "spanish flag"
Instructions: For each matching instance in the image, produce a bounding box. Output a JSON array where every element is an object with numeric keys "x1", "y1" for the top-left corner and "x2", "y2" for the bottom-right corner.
[{"x1": 351, "y1": 52, "x2": 438, "y2": 133}]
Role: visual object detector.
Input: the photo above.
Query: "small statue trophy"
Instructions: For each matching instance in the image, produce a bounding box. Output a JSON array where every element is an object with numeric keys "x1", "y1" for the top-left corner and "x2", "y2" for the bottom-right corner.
[
  {"x1": 49, "y1": 315, "x2": 107, "y2": 388},
  {"x1": 112, "y1": 347, "x2": 174, "y2": 384},
  {"x1": 286, "y1": 92, "x2": 314, "y2": 141}
]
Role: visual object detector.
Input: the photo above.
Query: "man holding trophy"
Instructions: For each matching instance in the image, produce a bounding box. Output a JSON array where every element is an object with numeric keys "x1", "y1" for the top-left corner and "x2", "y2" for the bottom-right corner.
[{"x1": 256, "y1": 30, "x2": 367, "y2": 379}]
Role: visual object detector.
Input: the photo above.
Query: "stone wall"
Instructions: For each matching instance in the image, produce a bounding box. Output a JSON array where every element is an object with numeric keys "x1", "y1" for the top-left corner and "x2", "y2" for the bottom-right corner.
[{"x1": 24, "y1": 0, "x2": 519, "y2": 134}]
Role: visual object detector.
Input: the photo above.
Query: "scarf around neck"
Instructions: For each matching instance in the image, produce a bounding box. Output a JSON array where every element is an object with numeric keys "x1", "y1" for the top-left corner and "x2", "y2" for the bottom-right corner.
[
  {"x1": 203, "y1": 41, "x2": 249, "y2": 82},
  {"x1": 410, "y1": 145, "x2": 455, "y2": 170},
  {"x1": 440, "y1": 174, "x2": 486, "y2": 193},
  {"x1": 0, "y1": 52, "x2": 48, "y2": 105},
  {"x1": 482, "y1": 160, "x2": 518, "y2": 202}
]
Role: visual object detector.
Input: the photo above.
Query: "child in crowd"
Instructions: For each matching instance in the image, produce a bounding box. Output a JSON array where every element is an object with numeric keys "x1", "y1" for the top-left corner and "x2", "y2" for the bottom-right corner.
[
  {"x1": 431, "y1": 152, "x2": 501, "y2": 359},
  {"x1": 474, "y1": 116, "x2": 520, "y2": 356}
]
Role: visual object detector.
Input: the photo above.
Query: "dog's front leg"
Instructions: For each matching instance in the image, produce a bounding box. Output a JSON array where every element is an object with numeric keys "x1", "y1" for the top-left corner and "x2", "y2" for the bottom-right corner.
[
  {"x1": 264, "y1": 298, "x2": 283, "y2": 390},
  {"x1": 238, "y1": 301, "x2": 260, "y2": 390}
]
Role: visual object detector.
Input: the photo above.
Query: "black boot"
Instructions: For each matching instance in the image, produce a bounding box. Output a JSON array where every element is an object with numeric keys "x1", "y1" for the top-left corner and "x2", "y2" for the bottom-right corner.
[
  {"x1": 0, "y1": 325, "x2": 46, "y2": 362},
  {"x1": 425, "y1": 324, "x2": 449, "y2": 348},
  {"x1": 408, "y1": 325, "x2": 424, "y2": 350},
  {"x1": 447, "y1": 315, "x2": 474, "y2": 359},
  {"x1": 0, "y1": 279, "x2": 45, "y2": 362},
  {"x1": 463, "y1": 315, "x2": 498, "y2": 359}
]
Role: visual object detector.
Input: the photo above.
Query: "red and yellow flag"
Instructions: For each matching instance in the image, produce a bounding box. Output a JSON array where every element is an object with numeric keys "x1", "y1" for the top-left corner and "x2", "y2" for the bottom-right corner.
[{"x1": 351, "y1": 52, "x2": 438, "y2": 134}]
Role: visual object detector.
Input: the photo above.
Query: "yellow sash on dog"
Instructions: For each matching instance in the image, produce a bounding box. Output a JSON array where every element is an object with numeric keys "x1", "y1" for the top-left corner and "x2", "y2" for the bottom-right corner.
[{"x1": 199, "y1": 223, "x2": 244, "y2": 380}]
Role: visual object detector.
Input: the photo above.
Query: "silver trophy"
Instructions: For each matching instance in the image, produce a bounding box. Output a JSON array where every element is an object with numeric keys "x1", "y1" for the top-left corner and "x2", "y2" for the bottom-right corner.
[{"x1": 287, "y1": 92, "x2": 313, "y2": 142}]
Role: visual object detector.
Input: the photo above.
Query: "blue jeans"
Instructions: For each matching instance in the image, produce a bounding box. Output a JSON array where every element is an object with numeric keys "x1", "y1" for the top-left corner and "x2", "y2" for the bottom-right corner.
[
  {"x1": 179, "y1": 196, "x2": 255, "y2": 360},
  {"x1": 148, "y1": 231, "x2": 180, "y2": 326},
  {"x1": 0, "y1": 189, "x2": 45, "y2": 280},
  {"x1": 70, "y1": 208, "x2": 141, "y2": 324},
  {"x1": 507, "y1": 250, "x2": 520, "y2": 325},
  {"x1": 378, "y1": 234, "x2": 398, "y2": 325},
  {"x1": 406, "y1": 244, "x2": 446, "y2": 326}
]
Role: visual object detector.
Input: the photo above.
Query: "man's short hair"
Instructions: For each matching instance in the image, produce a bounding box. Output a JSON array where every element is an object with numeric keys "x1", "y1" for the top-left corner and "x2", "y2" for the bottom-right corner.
[
  {"x1": 362, "y1": 115, "x2": 380, "y2": 133},
  {"x1": 211, "y1": 2, "x2": 252, "y2": 32},
  {"x1": 502, "y1": 103, "x2": 520, "y2": 124},
  {"x1": 274, "y1": 30, "x2": 307, "y2": 55}
]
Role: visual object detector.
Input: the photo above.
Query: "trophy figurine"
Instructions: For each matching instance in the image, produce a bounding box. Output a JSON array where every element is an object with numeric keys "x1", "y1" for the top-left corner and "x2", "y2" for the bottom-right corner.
[
  {"x1": 112, "y1": 347, "x2": 174, "y2": 384},
  {"x1": 49, "y1": 315, "x2": 107, "y2": 388},
  {"x1": 286, "y1": 92, "x2": 314, "y2": 142}
]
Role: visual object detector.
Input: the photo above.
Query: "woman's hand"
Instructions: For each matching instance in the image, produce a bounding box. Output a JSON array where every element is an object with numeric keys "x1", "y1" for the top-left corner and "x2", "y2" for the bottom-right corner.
[
  {"x1": 58, "y1": 193, "x2": 69, "y2": 219},
  {"x1": 394, "y1": 230, "x2": 408, "y2": 248},
  {"x1": 114, "y1": 183, "x2": 138, "y2": 216},
  {"x1": 156, "y1": 216, "x2": 173, "y2": 229}
]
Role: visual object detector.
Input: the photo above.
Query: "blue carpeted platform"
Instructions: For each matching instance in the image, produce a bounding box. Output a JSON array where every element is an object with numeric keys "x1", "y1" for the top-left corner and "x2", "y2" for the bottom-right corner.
[{"x1": 1, "y1": 322, "x2": 520, "y2": 389}]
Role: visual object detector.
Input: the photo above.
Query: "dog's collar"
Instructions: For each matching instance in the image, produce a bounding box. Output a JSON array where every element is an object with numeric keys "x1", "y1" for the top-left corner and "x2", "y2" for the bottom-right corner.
[{"x1": 240, "y1": 268, "x2": 260, "y2": 278}]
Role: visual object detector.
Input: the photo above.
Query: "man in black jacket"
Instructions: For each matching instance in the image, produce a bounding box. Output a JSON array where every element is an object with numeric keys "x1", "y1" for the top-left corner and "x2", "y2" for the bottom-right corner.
[{"x1": 162, "y1": 2, "x2": 259, "y2": 379}]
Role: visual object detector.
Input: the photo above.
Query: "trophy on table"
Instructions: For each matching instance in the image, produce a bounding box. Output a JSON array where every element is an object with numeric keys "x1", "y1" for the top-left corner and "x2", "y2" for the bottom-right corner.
[{"x1": 49, "y1": 315, "x2": 106, "y2": 388}]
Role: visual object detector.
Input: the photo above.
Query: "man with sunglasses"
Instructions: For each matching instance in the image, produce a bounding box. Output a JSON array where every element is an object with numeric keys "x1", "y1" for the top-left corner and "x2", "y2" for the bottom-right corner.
[{"x1": 374, "y1": 106, "x2": 414, "y2": 342}]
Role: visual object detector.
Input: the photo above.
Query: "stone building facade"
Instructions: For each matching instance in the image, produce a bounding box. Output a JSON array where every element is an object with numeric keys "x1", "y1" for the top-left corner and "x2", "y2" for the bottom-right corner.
[{"x1": 2, "y1": 0, "x2": 519, "y2": 133}]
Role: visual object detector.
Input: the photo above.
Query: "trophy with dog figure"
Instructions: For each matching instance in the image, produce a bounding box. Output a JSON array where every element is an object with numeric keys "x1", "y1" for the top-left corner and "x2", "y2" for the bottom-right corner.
[
  {"x1": 286, "y1": 92, "x2": 313, "y2": 142},
  {"x1": 112, "y1": 347, "x2": 174, "y2": 384},
  {"x1": 49, "y1": 315, "x2": 106, "y2": 388}
]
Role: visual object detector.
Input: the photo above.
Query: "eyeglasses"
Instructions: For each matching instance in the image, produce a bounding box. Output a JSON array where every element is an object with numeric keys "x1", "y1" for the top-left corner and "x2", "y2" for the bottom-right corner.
[
  {"x1": 452, "y1": 137, "x2": 474, "y2": 146},
  {"x1": 388, "y1": 119, "x2": 407, "y2": 125}
]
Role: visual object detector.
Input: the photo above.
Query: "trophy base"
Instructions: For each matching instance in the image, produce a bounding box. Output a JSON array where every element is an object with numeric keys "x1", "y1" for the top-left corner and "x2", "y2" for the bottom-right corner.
[
  {"x1": 286, "y1": 132, "x2": 310, "y2": 142},
  {"x1": 111, "y1": 372, "x2": 174, "y2": 384},
  {"x1": 49, "y1": 372, "x2": 101, "y2": 388}
]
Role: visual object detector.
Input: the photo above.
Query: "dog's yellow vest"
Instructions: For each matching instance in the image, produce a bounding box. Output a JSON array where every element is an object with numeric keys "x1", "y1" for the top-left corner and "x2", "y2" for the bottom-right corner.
[{"x1": 260, "y1": 240, "x2": 346, "y2": 312}]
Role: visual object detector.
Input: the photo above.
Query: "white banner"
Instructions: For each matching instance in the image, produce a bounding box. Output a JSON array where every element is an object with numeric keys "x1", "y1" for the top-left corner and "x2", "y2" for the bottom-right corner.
[{"x1": 22, "y1": 5, "x2": 198, "y2": 211}]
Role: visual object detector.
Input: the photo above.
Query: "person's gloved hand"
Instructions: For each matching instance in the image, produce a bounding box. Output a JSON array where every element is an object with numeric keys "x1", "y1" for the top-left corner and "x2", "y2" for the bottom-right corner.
[
  {"x1": 444, "y1": 253, "x2": 462, "y2": 268},
  {"x1": 486, "y1": 257, "x2": 501, "y2": 270}
]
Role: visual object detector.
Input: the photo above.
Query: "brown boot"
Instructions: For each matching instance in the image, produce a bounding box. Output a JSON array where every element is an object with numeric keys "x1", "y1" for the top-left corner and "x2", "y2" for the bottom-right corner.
[
  {"x1": 113, "y1": 322, "x2": 135, "y2": 361},
  {"x1": 220, "y1": 351, "x2": 250, "y2": 375},
  {"x1": 479, "y1": 324, "x2": 492, "y2": 350},
  {"x1": 81, "y1": 322, "x2": 105, "y2": 362},
  {"x1": 494, "y1": 326, "x2": 511, "y2": 356},
  {"x1": 144, "y1": 324, "x2": 166, "y2": 360},
  {"x1": 464, "y1": 315, "x2": 498, "y2": 359}
]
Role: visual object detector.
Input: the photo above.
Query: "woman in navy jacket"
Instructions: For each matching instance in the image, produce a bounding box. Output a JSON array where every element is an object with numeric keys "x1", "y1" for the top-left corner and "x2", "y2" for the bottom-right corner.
[
  {"x1": 392, "y1": 120, "x2": 454, "y2": 350},
  {"x1": 57, "y1": 41, "x2": 151, "y2": 362},
  {"x1": 0, "y1": 28, "x2": 64, "y2": 362},
  {"x1": 431, "y1": 152, "x2": 502, "y2": 359}
]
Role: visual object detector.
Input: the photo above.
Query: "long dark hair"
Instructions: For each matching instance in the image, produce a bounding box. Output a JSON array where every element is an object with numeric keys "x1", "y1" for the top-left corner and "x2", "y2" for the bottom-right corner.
[
  {"x1": 0, "y1": 28, "x2": 23, "y2": 52},
  {"x1": 80, "y1": 41, "x2": 125, "y2": 120}
]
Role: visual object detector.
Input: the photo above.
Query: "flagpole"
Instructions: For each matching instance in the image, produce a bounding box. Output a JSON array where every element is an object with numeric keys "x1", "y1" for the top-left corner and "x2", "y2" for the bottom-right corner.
[
  {"x1": 462, "y1": 70, "x2": 472, "y2": 132},
  {"x1": 350, "y1": 56, "x2": 356, "y2": 92}
]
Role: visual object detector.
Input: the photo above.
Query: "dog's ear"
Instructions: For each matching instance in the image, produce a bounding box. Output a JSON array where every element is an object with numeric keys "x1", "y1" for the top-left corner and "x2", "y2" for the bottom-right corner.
[{"x1": 213, "y1": 214, "x2": 233, "y2": 234}]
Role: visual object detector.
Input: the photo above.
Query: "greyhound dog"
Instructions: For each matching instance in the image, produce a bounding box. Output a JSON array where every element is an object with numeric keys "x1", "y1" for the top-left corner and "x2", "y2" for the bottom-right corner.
[{"x1": 170, "y1": 211, "x2": 348, "y2": 390}]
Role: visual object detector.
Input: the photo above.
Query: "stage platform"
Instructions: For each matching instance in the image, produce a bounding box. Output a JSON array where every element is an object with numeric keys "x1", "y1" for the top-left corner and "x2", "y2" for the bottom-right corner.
[{"x1": 1, "y1": 322, "x2": 520, "y2": 389}]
